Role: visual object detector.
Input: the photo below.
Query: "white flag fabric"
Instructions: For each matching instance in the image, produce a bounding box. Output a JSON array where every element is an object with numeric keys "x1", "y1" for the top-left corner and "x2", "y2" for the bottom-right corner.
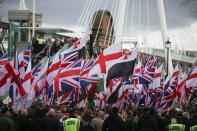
[{"x1": 88, "y1": 41, "x2": 122, "y2": 76}]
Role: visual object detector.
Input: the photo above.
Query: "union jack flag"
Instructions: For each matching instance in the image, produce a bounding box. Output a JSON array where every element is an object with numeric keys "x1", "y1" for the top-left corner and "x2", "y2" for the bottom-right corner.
[
  {"x1": 145, "y1": 89, "x2": 156, "y2": 108},
  {"x1": 144, "y1": 57, "x2": 155, "y2": 72},
  {"x1": 53, "y1": 59, "x2": 82, "y2": 92},
  {"x1": 45, "y1": 52, "x2": 61, "y2": 89},
  {"x1": 160, "y1": 65, "x2": 180, "y2": 110},
  {"x1": 45, "y1": 85, "x2": 55, "y2": 106},
  {"x1": 32, "y1": 63, "x2": 42, "y2": 79},
  {"x1": 118, "y1": 85, "x2": 132, "y2": 110},
  {"x1": 57, "y1": 90, "x2": 73, "y2": 104},
  {"x1": 137, "y1": 74, "x2": 154, "y2": 90},
  {"x1": 23, "y1": 45, "x2": 31, "y2": 67},
  {"x1": 61, "y1": 52, "x2": 78, "y2": 69},
  {"x1": 0, "y1": 53, "x2": 8, "y2": 67},
  {"x1": 80, "y1": 58, "x2": 98, "y2": 88},
  {"x1": 18, "y1": 45, "x2": 31, "y2": 79}
]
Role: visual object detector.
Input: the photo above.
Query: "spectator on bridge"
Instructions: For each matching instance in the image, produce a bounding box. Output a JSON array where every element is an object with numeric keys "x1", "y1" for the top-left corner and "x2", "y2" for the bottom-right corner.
[{"x1": 37, "y1": 35, "x2": 46, "y2": 53}]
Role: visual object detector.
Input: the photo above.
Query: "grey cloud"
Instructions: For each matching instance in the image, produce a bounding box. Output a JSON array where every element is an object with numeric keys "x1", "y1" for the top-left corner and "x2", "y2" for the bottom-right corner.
[{"x1": 0, "y1": 0, "x2": 197, "y2": 30}]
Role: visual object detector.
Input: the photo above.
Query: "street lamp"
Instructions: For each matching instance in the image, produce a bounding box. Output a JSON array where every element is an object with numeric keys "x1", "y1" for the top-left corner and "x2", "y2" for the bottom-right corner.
[
  {"x1": 32, "y1": 0, "x2": 35, "y2": 38},
  {"x1": 165, "y1": 38, "x2": 171, "y2": 77}
]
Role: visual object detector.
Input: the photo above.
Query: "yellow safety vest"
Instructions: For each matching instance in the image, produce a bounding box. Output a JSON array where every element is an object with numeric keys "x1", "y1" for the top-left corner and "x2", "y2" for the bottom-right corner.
[
  {"x1": 63, "y1": 118, "x2": 80, "y2": 131},
  {"x1": 169, "y1": 123, "x2": 185, "y2": 131},
  {"x1": 37, "y1": 38, "x2": 45, "y2": 45},
  {"x1": 190, "y1": 125, "x2": 197, "y2": 131}
]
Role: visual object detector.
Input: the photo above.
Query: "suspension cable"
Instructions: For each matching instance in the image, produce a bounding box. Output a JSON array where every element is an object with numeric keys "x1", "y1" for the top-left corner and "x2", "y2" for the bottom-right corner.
[
  {"x1": 138, "y1": 0, "x2": 141, "y2": 35},
  {"x1": 107, "y1": 0, "x2": 119, "y2": 46},
  {"x1": 77, "y1": 0, "x2": 91, "y2": 27},
  {"x1": 79, "y1": 0, "x2": 92, "y2": 28},
  {"x1": 130, "y1": 0, "x2": 135, "y2": 35},
  {"x1": 93, "y1": 0, "x2": 109, "y2": 44},
  {"x1": 86, "y1": 0, "x2": 103, "y2": 35},
  {"x1": 122, "y1": 0, "x2": 130, "y2": 37},
  {"x1": 83, "y1": 0, "x2": 99, "y2": 33},
  {"x1": 103, "y1": 0, "x2": 116, "y2": 47}
]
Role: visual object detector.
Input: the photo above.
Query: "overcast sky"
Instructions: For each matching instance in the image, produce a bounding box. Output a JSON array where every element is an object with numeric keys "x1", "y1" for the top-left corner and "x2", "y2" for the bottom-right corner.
[
  {"x1": 0, "y1": 0, "x2": 86, "y2": 26},
  {"x1": 0, "y1": 0, "x2": 196, "y2": 27},
  {"x1": 0, "y1": 0, "x2": 197, "y2": 50}
]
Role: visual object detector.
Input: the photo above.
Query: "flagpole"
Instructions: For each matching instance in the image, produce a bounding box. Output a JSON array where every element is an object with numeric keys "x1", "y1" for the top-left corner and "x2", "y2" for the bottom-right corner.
[{"x1": 32, "y1": 0, "x2": 35, "y2": 38}]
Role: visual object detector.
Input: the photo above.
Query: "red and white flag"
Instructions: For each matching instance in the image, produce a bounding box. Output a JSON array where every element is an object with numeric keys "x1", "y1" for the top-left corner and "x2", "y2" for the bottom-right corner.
[
  {"x1": 22, "y1": 61, "x2": 32, "y2": 94},
  {"x1": 153, "y1": 64, "x2": 163, "y2": 89},
  {"x1": 176, "y1": 76, "x2": 190, "y2": 107},
  {"x1": 45, "y1": 52, "x2": 61, "y2": 89},
  {"x1": 186, "y1": 67, "x2": 197, "y2": 90},
  {"x1": 0, "y1": 54, "x2": 11, "y2": 96},
  {"x1": 27, "y1": 58, "x2": 50, "y2": 101},
  {"x1": 88, "y1": 41, "x2": 122, "y2": 76}
]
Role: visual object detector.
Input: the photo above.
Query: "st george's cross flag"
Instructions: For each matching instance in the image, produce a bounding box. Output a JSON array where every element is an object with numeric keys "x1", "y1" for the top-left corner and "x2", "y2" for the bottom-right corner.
[
  {"x1": 105, "y1": 49, "x2": 137, "y2": 85},
  {"x1": 186, "y1": 67, "x2": 197, "y2": 90},
  {"x1": 88, "y1": 41, "x2": 122, "y2": 77},
  {"x1": 0, "y1": 54, "x2": 11, "y2": 96}
]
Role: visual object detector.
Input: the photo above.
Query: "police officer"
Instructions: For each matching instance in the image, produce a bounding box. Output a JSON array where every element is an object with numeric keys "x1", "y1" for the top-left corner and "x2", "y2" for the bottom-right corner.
[
  {"x1": 190, "y1": 125, "x2": 197, "y2": 131},
  {"x1": 168, "y1": 118, "x2": 185, "y2": 131},
  {"x1": 37, "y1": 36, "x2": 45, "y2": 45},
  {"x1": 63, "y1": 109, "x2": 80, "y2": 131},
  {"x1": 37, "y1": 35, "x2": 46, "y2": 52}
]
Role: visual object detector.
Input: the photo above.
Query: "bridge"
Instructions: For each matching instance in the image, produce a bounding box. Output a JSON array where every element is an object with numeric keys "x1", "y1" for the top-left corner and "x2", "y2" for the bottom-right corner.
[{"x1": 3, "y1": 0, "x2": 197, "y2": 75}]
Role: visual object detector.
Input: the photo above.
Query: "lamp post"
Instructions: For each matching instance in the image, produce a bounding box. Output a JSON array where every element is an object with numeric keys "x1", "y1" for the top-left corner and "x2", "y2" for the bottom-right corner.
[
  {"x1": 165, "y1": 38, "x2": 171, "y2": 77},
  {"x1": 32, "y1": 0, "x2": 35, "y2": 38}
]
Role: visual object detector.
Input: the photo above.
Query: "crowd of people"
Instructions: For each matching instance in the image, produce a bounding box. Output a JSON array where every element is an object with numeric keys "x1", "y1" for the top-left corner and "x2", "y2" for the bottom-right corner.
[
  {"x1": 31, "y1": 34, "x2": 77, "y2": 67},
  {"x1": 30, "y1": 34, "x2": 196, "y2": 75},
  {"x1": 139, "y1": 53, "x2": 196, "y2": 76},
  {"x1": 0, "y1": 101, "x2": 197, "y2": 131},
  {"x1": 1, "y1": 34, "x2": 196, "y2": 131}
]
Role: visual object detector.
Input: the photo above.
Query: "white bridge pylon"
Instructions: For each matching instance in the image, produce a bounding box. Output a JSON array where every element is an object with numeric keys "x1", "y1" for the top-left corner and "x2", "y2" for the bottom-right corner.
[{"x1": 78, "y1": 0, "x2": 174, "y2": 75}]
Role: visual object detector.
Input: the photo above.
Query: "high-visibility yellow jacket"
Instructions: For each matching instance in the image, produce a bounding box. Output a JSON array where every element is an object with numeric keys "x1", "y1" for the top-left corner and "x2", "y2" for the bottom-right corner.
[
  {"x1": 190, "y1": 125, "x2": 197, "y2": 131},
  {"x1": 168, "y1": 123, "x2": 185, "y2": 131},
  {"x1": 63, "y1": 118, "x2": 80, "y2": 131},
  {"x1": 37, "y1": 38, "x2": 45, "y2": 45}
]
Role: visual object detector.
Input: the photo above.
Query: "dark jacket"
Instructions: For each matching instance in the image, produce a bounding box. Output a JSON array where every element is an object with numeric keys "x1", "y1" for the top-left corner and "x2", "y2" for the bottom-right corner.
[
  {"x1": 124, "y1": 116, "x2": 134, "y2": 131},
  {"x1": 79, "y1": 114, "x2": 94, "y2": 131},
  {"x1": 188, "y1": 115, "x2": 197, "y2": 130},
  {"x1": 136, "y1": 113, "x2": 160, "y2": 131},
  {"x1": 102, "y1": 113, "x2": 124, "y2": 131},
  {"x1": 0, "y1": 116, "x2": 15, "y2": 131},
  {"x1": 44, "y1": 115, "x2": 62, "y2": 131},
  {"x1": 14, "y1": 116, "x2": 29, "y2": 131},
  {"x1": 28, "y1": 117, "x2": 45, "y2": 131},
  {"x1": 156, "y1": 117, "x2": 169, "y2": 131}
]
